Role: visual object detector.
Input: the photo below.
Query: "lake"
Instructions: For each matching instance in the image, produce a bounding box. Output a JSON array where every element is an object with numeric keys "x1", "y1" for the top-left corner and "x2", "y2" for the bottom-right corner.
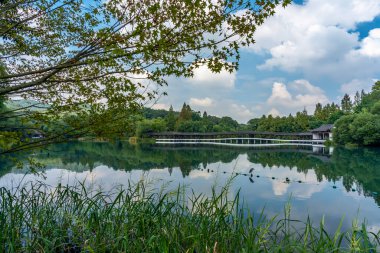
[{"x1": 0, "y1": 141, "x2": 379, "y2": 234}]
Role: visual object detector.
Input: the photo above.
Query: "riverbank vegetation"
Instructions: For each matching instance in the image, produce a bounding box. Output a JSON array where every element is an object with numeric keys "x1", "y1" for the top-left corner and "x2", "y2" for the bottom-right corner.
[
  {"x1": 1, "y1": 181, "x2": 378, "y2": 252},
  {"x1": 134, "y1": 82, "x2": 380, "y2": 147},
  {"x1": 334, "y1": 82, "x2": 380, "y2": 146},
  {"x1": 2, "y1": 81, "x2": 379, "y2": 153},
  {"x1": 1, "y1": 84, "x2": 378, "y2": 154}
]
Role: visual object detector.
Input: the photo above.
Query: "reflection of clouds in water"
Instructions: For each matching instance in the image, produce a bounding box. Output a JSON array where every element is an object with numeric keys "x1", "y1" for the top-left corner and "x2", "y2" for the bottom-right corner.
[
  {"x1": 0, "y1": 165, "x2": 237, "y2": 204},
  {"x1": 288, "y1": 183, "x2": 326, "y2": 199},
  {"x1": 269, "y1": 169, "x2": 327, "y2": 198},
  {"x1": 368, "y1": 224, "x2": 380, "y2": 234},
  {"x1": 201, "y1": 154, "x2": 262, "y2": 174},
  {"x1": 0, "y1": 166, "x2": 161, "y2": 192},
  {"x1": 341, "y1": 183, "x2": 368, "y2": 200},
  {"x1": 231, "y1": 154, "x2": 253, "y2": 171},
  {"x1": 272, "y1": 181, "x2": 289, "y2": 196},
  {"x1": 189, "y1": 170, "x2": 214, "y2": 180},
  {"x1": 1, "y1": 150, "x2": 380, "y2": 236}
]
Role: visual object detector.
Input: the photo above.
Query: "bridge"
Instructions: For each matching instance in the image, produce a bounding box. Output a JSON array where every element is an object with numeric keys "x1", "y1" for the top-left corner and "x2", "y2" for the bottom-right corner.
[{"x1": 148, "y1": 131, "x2": 327, "y2": 147}]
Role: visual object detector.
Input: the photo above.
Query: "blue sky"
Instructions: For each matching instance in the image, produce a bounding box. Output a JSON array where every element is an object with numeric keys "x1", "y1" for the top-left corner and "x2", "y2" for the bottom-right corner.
[{"x1": 152, "y1": 0, "x2": 380, "y2": 122}]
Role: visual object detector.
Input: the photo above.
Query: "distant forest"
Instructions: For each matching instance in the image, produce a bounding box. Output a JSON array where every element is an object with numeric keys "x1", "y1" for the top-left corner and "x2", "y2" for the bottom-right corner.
[{"x1": 136, "y1": 82, "x2": 380, "y2": 146}]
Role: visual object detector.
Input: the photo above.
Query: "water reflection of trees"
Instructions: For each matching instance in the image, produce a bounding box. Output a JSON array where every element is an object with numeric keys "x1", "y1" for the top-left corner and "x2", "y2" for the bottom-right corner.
[
  {"x1": 1, "y1": 142, "x2": 379, "y2": 205},
  {"x1": 0, "y1": 142, "x2": 241, "y2": 176},
  {"x1": 247, "y1": 148, "x2": 380, "y2": 205},
  {"x1": 322, "y1": 148, "x2": 380, "y2": 203}
]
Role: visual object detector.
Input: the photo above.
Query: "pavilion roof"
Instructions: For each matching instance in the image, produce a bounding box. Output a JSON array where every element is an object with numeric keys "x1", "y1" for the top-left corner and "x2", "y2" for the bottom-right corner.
[{"x1": 310, "y1": 124, "x2": 334, "y2": 133}]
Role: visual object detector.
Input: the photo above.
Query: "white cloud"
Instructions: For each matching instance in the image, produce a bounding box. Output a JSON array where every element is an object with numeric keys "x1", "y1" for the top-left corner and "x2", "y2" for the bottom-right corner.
[
  {"x1": 188, "y1": 170, "x2": 213, "y2": 180},
  {"x1": 149, "y1": 64, "x2": 252, "y2": 122},
  {"x1": 155, "y1": 74, "x2": 254, "y2": 121},
  {"x1": 272, "y1": 181, "x2": 289, "y2": 196},
  {"x1": 150, "y1": 0, "x2": 380, "y2": 121},
  {"x1": 262, "y1": 166, "x2": 327, "y2": 198},
  {"x1": 229, "y1": 103, "x2": 254, "y2": 121},
  {"x1": 359, "y1": 28, "x2": 380, "y2": 57},
  {"x1": 188, "y1": 99, "x2": 253, "y2": 123},
  {"x1": 151, "y1": 103, "x2": 170, "y2": 110},
  {"x1": 267, "y1": 82, "x2": 292, "y2": 103},
  {"x1": 268, "y1": 108, "x2": 280, "y2": 117},
  {"x1": 290, "y1": 79, "x2": 326, "y2": 95},
  {"x1": 248, "y1": 0, "x2": 380, "y2": 83},
  {"x1": 144, "y1": 1, "x2": 380, "y2": 121},
  {"x1": 257, "y1": 80, "x2": 329, "y2": 116},
  {"x1": 252, "y1": 0, "x2": 380, "y2": 52},
  {"x1": 340, "y1": 78, "x2": 375, "y2": 97},
  {"x1": 161, "y1": 78, "x2": 327, "y2": 121},
  {"x1": 258, "y1": 25, "x2": 358, "y2": 72},
  {"x1": 189, "y1": 97, "x2": 214, "y2": 107},
  {"x1": 368, "y1": 224, "x2": 380, "y2": 235},
  {"x1": 187, "y1": 65, "x2": 236, "y2": 88}
]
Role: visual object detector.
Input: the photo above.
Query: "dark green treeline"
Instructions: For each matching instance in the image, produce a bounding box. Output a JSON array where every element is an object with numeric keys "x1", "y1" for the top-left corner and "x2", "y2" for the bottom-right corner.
[{"x1": 136, "y1": 82, "x2": 380, "y2": 146}]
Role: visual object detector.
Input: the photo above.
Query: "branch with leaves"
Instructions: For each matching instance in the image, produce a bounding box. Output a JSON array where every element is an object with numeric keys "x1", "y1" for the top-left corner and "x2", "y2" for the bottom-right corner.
[{"x1": 0, "y1": 0, "x2": 290, "y2": 153}]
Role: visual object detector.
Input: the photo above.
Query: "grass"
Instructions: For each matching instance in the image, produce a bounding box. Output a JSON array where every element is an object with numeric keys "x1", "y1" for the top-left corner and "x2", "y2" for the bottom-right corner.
[{"x1": 0, "y1": 180, "x2": 379, "y2": 252}]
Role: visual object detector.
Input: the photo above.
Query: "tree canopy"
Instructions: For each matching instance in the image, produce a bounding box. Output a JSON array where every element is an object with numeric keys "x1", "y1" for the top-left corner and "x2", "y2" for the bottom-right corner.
[
  {"x1": 334, "y1": 82, "x2": 380, "y2": 146},
  {"x1": 1, "y1": 0, "x2": 290, "y2": 101},
  {"x1": 0, "y1": 0, "x2": 290, "y2": 153}
]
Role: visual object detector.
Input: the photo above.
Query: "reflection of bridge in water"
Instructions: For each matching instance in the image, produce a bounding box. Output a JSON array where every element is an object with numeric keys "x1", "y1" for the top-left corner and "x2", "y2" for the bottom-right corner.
[
  {"x1": 149, "y1": 131, "x2": 327, "y2": 148},
  {"x1": 151, "y1": 143, "x2": 334, "y2": 158}
]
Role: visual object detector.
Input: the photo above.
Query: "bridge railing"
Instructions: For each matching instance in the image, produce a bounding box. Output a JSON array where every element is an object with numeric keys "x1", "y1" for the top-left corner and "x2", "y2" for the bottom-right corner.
[{"x1": 155, "y1": 137, "x2": 326, "y2": 146}]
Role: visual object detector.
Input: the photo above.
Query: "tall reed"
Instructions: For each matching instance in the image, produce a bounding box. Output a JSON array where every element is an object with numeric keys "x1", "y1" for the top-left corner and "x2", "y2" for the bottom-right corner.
[{"x1": 0, "y1": 181, "x2": 378, "y2": 252}]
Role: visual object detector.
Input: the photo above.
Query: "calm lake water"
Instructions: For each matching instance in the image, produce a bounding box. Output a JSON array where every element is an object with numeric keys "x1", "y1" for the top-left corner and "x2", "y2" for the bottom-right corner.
[{"x1": 1, "y1": 141, "x2": 379, "y2": 234}]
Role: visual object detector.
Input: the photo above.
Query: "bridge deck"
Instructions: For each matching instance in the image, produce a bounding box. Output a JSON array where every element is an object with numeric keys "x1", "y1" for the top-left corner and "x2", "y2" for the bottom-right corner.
[
  {"x1": 149, "y1": 131, "x2": 313, "y2": 138},
  {"x1": 156, "y1": 137, "x2": 325, "y2": 147}
]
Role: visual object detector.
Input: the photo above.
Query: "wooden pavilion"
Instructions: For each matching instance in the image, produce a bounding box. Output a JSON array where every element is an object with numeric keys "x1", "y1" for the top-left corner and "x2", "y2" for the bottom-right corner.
[{"x1": 310, "y1": 124, "x2": 334, "y2": 140}]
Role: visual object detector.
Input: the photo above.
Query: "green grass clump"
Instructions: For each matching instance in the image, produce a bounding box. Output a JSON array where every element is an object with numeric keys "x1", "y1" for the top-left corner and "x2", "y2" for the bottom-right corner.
[{"x1": 0, "y1": 181, "x2": 378, "y2": 252}]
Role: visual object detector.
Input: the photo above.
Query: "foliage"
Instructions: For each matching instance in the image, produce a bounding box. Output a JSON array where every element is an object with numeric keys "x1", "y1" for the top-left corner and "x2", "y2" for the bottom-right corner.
[
  {"x1": 371, "y1": 101, "x2": 380, "y2": 115},
  {"x1": 132, "y1": 103, "x2": 242, "y2": 135},
  {"x1": 355, "y1": 82, "x2": 380, "y2": 113},
  {"x1": 129, "y1": 81, "x2": 379, "y2": 147},
  {"x1": 0, "y1": 0, "x2": 289, "y2": 153},
  {"x1": 333, "y1": 114, "x2": 356, "y2": 145},
  {"x1": 177, "y1": 103, "x2": 193, "y2": 123},
  {"x1": 314, "y1": 102, "x2": 341, "y2": 122},
  {"x1": 245, "y1": 102, "x2": 343, "y2": 133},
  {"x1": 372, "y1": 80, "x2": 380, "y2": 92},
  {"x1": 247, "y1": 111, "x2": 309, "y2": 133},
  {"x1": 143, "y1": 107, "x2": 172, "y2": 119},
  {"x1": 127, "y1": 81, "x2": 379, "y2": 147},
  {"x1": 334, "y1": 82, "x2": 380, "y2": 146},
  {"x1": 176, "y1": 120, "x2": 206, "y2": 132},
  {"x1": 0, "y1": 181, "x2": 378, "y2": 252},
  {"x1": 219, "y1": 116, "x2": 239, "y2": 131},
  {"x1": 341, "y1": 94, "x2": 353, "y2": 113},
  {"x1": 136, "y1": 118, "x2": 167, "y2": 137},
  {"x1": 165, "y1": 105, "x2": 176, "y2": 131},
  {"x1": 244, "y1": 84, "x2": 376, "y2": 136},
  {"x1": 334, "y1": 113, "x2": 380, "y2": 146}
]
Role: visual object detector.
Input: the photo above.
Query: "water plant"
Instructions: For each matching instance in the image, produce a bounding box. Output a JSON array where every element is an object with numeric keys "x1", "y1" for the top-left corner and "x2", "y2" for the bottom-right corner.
[{"x1": 0, "y1": 180, "x2": 378, "y2": 252}]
